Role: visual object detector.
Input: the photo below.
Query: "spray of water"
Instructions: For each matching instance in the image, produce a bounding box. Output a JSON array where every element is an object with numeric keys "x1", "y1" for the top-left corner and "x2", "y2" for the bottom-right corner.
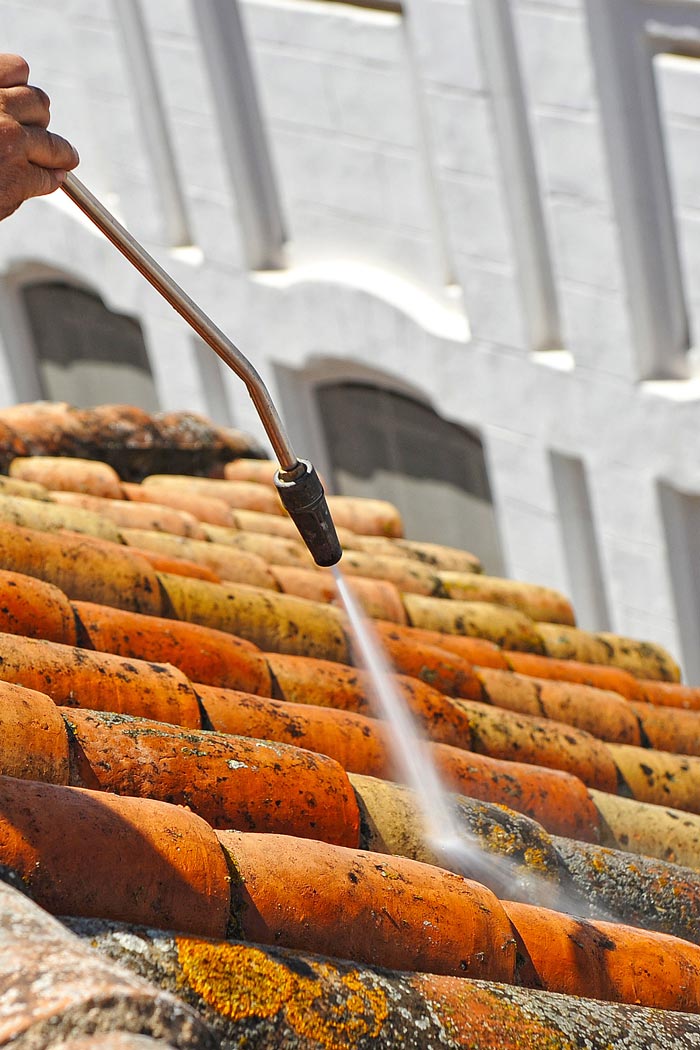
[
  {"x1": 331, "y1": 564, "x2": 546, "y2": 902},
  {"x1": 331, "y1": 563, "x2": 620, "y2": 920}
]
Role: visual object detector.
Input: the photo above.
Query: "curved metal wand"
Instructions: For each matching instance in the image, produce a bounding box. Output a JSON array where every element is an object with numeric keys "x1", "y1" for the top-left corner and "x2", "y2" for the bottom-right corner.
[{"x1": 61, "y1": 172, "x2": 341, "y2": 566}]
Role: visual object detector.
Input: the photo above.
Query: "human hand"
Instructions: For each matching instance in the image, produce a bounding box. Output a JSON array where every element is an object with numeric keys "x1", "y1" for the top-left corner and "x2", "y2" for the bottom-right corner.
[{"x1": 0, "y1": 54, "x2": 79, "y2": 220}]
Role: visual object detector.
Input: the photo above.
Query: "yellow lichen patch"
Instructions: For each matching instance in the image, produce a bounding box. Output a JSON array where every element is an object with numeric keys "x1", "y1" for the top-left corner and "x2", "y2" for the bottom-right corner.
[
  {"x1": 417, "y1": 975, "x2": 576, "y2": 1050},
  {"x1": 486, "y1": 824, "x2": 518, "y2": 856},
  {"x1": 522, "y1": 847, "x2": 553, "y2": 876},
  {"x1": 484, "y1": 827, "x2": 556, "y2": 881},
  {"x1": 176, "y1": 938, "x2": 388, "y2": 1050}
]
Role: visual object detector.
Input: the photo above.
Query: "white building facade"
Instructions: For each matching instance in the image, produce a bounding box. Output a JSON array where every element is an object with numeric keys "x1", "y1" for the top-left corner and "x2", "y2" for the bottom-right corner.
[{"x1": 1, "y1": 0, "x2": 700, "y2": 674}]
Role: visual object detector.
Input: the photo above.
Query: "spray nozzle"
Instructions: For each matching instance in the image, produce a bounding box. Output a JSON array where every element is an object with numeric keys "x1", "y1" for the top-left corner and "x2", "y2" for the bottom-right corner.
[{"x1": 275, "y1": 459, "x2": 342, "y2": 567}]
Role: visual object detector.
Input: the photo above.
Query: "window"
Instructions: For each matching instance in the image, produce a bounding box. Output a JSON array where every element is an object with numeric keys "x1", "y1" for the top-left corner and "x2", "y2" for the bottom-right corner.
[
  {"x1": 316, "y1": 382, "x2": 504, "y2": 573},
  {"x1": 21, "y1": 282, "x2": 159, "y2": 411}
]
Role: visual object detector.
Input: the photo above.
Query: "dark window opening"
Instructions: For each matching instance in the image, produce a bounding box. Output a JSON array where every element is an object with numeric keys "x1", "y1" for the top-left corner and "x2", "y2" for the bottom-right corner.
[
  {"x1": 21, "y1": 281, "x2": 160, "y2": 411},
  {"x1": 317, "y1": 382, "x2": 504, "y2": 574}
]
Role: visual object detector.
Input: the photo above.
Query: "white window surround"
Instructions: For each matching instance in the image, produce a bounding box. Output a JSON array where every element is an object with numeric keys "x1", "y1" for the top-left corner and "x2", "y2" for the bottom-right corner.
[{"x1": 584, "y1": 0, "x2": 697, "y2": 380}]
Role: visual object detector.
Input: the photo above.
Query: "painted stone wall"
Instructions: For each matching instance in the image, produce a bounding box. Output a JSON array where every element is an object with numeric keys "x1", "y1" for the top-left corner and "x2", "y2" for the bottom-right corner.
[{"x1": 0, "y1": 0, "x2": 699, "y2": 672}]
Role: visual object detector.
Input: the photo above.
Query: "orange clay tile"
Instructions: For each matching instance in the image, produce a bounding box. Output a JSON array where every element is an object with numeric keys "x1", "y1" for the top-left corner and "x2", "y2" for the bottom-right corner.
[
  {"x1": 63, "y1": 708, "x2": 360, "y2": 848},
  {"x1": 199, "y1": 684, "x2": 395, "y2": 780},
  {"x1": 0, "y1": 631, "x2": 202, "y2": 728},
  {"x1": 0, "y1": 473, "x2": 49, "y2": 500},
  {"x1": 504, "y1": 899, "x2": 700, "y2": 1012},
  {"x1": 402, "y1": 594, "x2": 546, "y2": 652},
  {"x1": 325, "y1": 496, "x2": 403, "y2": 538},
  {"x1": 223, "y1": 457, "x2": 280, "y2": 484},
  {"x1": 266, "y1": 652, "x2": 473, "y2": 749},
  {"x1": 536, "y1": 622, "x2": 617, "y2": 665},
  {"x1": 232, "y1": 507, "x2": 358, "y2": 548},
  {"x1": 0, "y1": 568, "x2": 78, "y2": 645},
  {"x1": 638, "y1": 679, "x2": 700, "y2": 711},
  {"x1": 0, "y1": 680, "x2": 69, "y2": 784},
  {"x1": 628, "y1": 701, "x2": 700, "y2": 756},
  {"x1": 121, "y1": 529, "x2": 279, "y2": 590},
  {"x1": 535, "y1": 677, "x2": 642, "y2": 745},
  {"x1": 0, "y1": 494, "x2": 123, "y2": 544},
  {"x1": 201, "y1": 524, "x2": 314, "y2": 568},
  {"x1": 333, "y1": 550, "x2": 444, "y2": 596},
  {"x1": 0, "y1": 522, "x2": 163, "y2": 615},
  {"x1": 453, "y1": 698, "x2": 619, "y2": 791},
  {"x1": 607, "y1": 743, "x2": 700, "y2": 814},
  {"x1": 476, "y1": 667, "x2": 643, "y2": 745},
  {"x1": 216, "y1": 831, "x2": 515, "y2": 980},
  {"x1": 9, "y1": 455, "x2": 123, "y2": 498},
  {"x1": 51, "y1": 490, "x2": 206, "y2": 538},
  {"x1": 72, "y1": 600, "x2": 272, "y2": 695},
  {"x1": 596, "y1": 631, "x2": 681, "y2": 682},
  {"x1": 157, "y1": 573, "x2": 350, "y2": 662},
  {"x1": 505, "y1": 651, "x2": 648, "y2": 700},
  {"x1": 270, "y1": 564, "x2": 408, "y2": 624},
  {"x1": 142, "y1": 475, "x2": 285, "y2": 515},
  {"x1": 0, "y1": 403, "x2": 74, "y2": 452},
  {"x1": 589, "y1": 789, "x2": 700, "y2": 869},
  {"x1": 370, "y1": 621, "x2": 490, "y2": 699},
  {"x1": 0, "y1": 775, "x2": 230, "y2": 936},
  {"x1": 121, "y1": 480, "x2": 236, "y2": 527},
  {"x1": 538, "y1": 624, "x2": 682, "y2": 682},
  {"x1": 438, "y1": 573, "x2": 576, "y2": 626},
  {"x1": 376, "y1": 622, "x2": 511, "y2": 669},
  {"x1": 222, "y1": 457, "x2": 323, "y2": 490},
  {"x1": 119, "y1": 545, "x2": 221, "y2": 582},
  {"x1": 200, "y1": 682, "x2": 598, "y2": 837},
  {"x1": 0, "y1": 419, "x2": 27, "y2": 462},
  {"x1": 347, "y1": 534, "x2": 481, "y2": 572},
  {"x1": 431, "y1": 742, "x2": 601, "y2": 841}
]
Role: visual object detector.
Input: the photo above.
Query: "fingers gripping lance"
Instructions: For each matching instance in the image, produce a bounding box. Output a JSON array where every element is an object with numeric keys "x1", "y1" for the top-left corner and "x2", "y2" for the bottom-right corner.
[{"x1": 61, "y1": 172, "x2": 342, "y2": 567}]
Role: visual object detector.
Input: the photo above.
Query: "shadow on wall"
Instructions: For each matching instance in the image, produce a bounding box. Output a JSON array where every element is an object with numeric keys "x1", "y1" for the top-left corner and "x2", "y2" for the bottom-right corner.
[{"x1": 316, "y1": 381, "x2": 504, "y2": 575}]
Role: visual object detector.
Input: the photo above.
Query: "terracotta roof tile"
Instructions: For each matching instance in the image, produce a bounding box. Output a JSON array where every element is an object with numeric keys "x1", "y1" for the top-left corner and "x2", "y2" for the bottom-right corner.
[
  {"x1": 0, "y1": 776, "x2": 230, "y2": 935},
  {"x1": 2, "y1": 404, "x2": 700, "y2": 1041},
  {"x1": 0, "y1": 403, "x2": 261, "y2": 479}
]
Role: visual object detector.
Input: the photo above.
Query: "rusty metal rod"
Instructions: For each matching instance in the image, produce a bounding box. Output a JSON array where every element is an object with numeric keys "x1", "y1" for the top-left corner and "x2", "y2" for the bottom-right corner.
[{"x1": 60, "y1": 172, "x2": 299, "y2": 473}]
